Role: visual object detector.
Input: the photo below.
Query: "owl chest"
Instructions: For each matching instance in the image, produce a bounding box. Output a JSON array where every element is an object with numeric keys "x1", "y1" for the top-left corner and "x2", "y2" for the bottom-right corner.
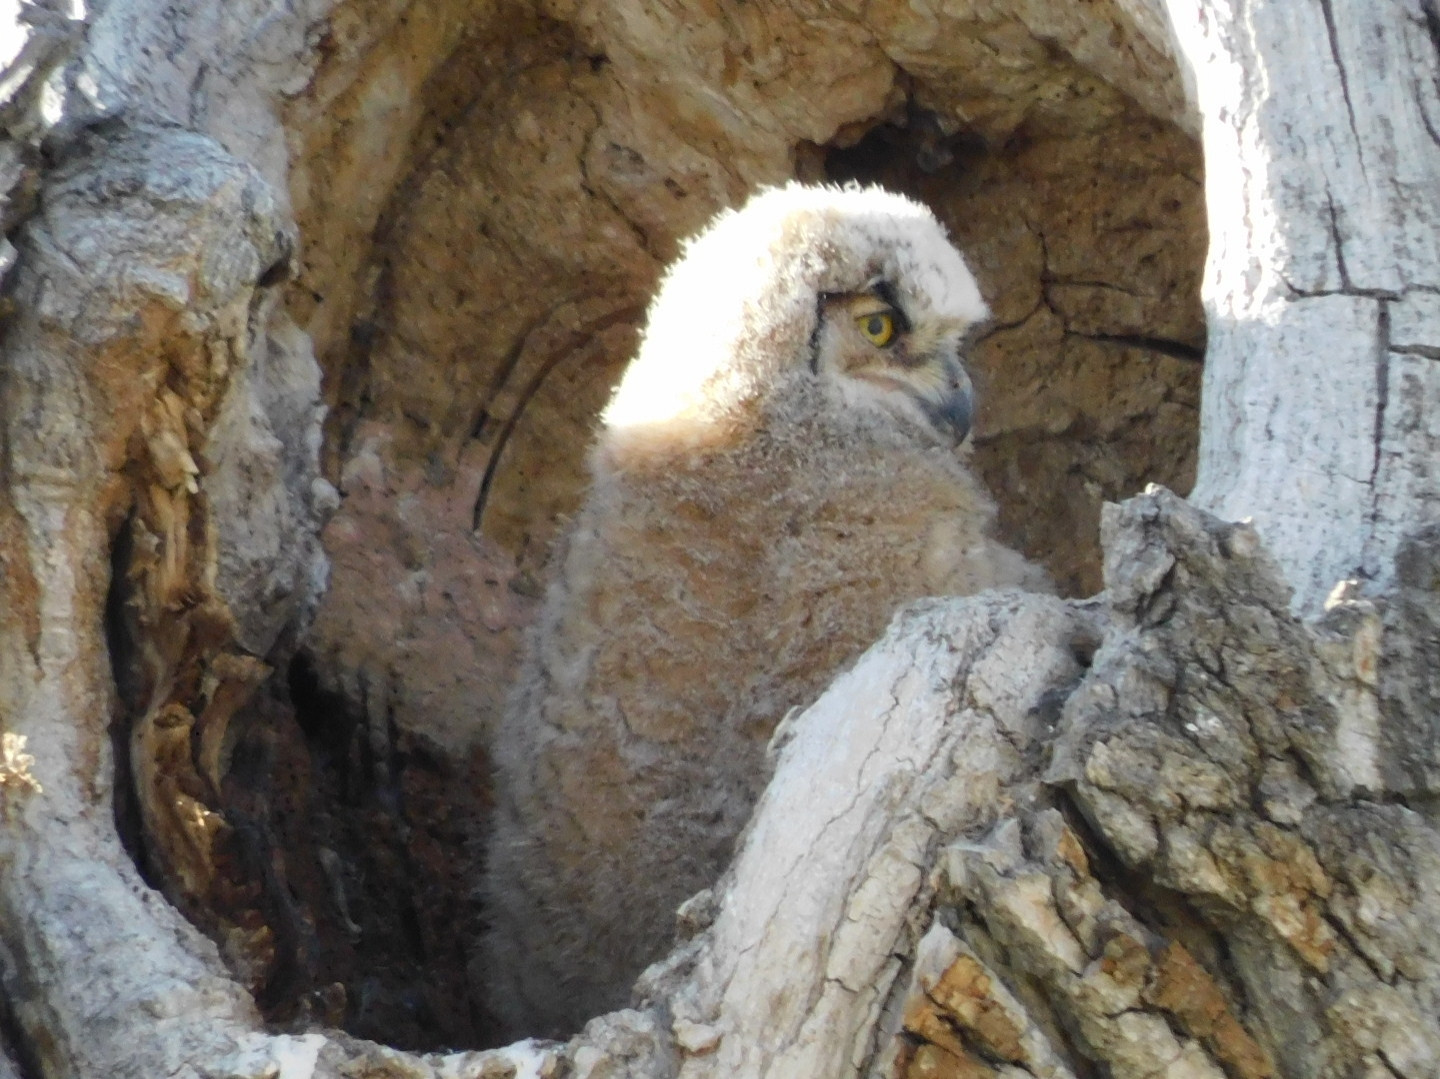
[{"x1": 607, "y1": 451, "x2": 968, "y2": 630}]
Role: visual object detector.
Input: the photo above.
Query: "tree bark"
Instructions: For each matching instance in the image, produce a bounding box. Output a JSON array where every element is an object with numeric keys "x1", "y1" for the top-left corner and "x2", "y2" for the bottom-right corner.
[
  {"x1": 0, "y1": 26, "x2": 559, "y2": 1079},
  {"x1": 1170, "y1": 0, "x2": 1440, "y2": 612},
  {"x1": 1, "y1": 0, "x2": 1438, "y2": 1077},
  {"x1": 632, "y1": 489, "x2": 1440, "y2": 1079}
]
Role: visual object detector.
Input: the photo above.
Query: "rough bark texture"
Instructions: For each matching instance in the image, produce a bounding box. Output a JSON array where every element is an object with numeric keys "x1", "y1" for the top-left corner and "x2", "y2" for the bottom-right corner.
[
  {"x1": 1174, "y1": 0, "x2": 1440, "y2": 611},
  {"x1": 606, "y1": 489, "x2": 1440, "y2": 1079},
  {"x1": 0, "y1": 0, "x2": 1436, "y2": 1076}
]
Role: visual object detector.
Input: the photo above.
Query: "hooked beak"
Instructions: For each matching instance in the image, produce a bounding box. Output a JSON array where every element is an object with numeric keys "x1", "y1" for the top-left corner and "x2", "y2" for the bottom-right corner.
[{"x1": 913, "y1": 358, "x2": 974, "y2": 445}]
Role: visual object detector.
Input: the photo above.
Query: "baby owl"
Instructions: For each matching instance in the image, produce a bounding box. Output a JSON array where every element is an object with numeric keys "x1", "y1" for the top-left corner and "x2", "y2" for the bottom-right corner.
[{"x1": 479, "y1": 183, "x2": 1043, "y2": 1040}]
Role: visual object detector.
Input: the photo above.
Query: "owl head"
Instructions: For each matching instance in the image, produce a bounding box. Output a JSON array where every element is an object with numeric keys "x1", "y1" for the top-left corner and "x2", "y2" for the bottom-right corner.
[{"x1": 602, "y1": 183, "x2": 989, "y2": 454}]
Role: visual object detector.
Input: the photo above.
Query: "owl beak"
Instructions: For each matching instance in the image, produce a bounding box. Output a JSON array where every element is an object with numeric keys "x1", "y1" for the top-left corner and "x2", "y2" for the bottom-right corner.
[{"x1": 914, "y1": 358, "x2": 974, "y2": 445}]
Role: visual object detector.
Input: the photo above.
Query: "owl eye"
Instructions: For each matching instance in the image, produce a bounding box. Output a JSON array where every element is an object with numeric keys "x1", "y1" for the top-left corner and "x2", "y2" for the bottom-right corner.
[{"x1": 857, "y1": 311, "x2": 896, "y2": 347}]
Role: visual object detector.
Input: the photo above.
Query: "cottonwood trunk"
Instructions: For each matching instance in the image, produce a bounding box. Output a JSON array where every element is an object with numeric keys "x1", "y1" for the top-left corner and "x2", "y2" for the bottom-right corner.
[
  {"x1": 1176, "y1": 0, "x2": 1440, "y2": 613},
  {"x1": 0, "y1": 1, "x2": 1437, "y2": 1078}
]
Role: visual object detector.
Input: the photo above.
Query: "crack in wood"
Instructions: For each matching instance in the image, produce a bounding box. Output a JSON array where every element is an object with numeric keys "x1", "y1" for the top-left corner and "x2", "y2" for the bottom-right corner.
[
  {"x1": 1376, "y1": 1046, "x2": 1411, "y2": 1079},
  {"x1": 1317, "y1": 907, "x2": 1393, "y2": 987},
  {"x1": 469, "y1": 301, "x2": 642, "y2": 533},
  {"x1": 1280, "y1": 280, "x2": 1403, "y2": 301},
  {"x1": 1324, "y1": 190, "x2": 1353, "y2": 292},
  {"x1": 1318, "y1": 0, "x2": 1365, "y2": 173},
  {"x1": 1369, "y1": 302, "x2": 1392, "y2": 518},
  {"x1": 1420, "y1": 0, "x2": 1440, "y2": 77},
  {"x1": 1389, "y1": 343, "x2": 1440, "y2": 360},
  {"x1": 1068, "y1": 332, "x2": 1205, "y2": 364}
]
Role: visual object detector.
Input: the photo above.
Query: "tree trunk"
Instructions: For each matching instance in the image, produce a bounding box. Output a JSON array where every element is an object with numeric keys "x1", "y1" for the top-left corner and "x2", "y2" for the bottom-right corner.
[
  {"x1": 1175, "y1": 0, "x2": 1440, "y2": 612},
  {"x1": 1, "y1": 0, "x2": 1437, "y2": 1077},
  {"x1": 652, "y1": 488, "x2": 1440, "y2": 1079}
]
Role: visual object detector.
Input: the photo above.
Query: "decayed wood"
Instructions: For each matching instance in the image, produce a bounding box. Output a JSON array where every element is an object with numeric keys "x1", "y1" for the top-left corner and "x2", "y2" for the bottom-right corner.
[{"x1": 0, "y1": 114, "x2": 556, "y2": 1079}]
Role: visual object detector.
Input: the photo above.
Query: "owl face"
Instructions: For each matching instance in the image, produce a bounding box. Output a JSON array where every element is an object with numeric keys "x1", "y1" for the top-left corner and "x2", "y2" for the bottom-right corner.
[
  {"x1": 602, "y1": 184, "x2": 991, "y2": 452},
  {"x1": 810, "y1": 279, "x2": 978, "y2": 445}
]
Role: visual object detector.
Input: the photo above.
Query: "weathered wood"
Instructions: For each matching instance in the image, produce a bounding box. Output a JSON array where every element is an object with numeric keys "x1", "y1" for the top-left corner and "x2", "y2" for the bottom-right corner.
[
  {"x1": 651, "y1": 594, "x2": 1089, "y2": 1078},
  {"x1": 633, "y1": 491, "x2": 1440, "y2": 1079},
  {"x1": 1167, "y1": 0, "x2": 1440, "y2": 610}
]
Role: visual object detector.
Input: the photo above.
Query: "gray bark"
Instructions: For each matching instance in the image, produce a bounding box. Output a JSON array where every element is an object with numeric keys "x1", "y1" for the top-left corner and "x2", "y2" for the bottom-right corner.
[
  {"x1": 1166, "y1": 0, "x2": 1440, "y2": 612},
  {"x1": 0, "y1": 0, "x2": 1437, "y2": 1077},
  {"x1": 627, "y1": 490, "x2": 1440, "y2": 1079}
]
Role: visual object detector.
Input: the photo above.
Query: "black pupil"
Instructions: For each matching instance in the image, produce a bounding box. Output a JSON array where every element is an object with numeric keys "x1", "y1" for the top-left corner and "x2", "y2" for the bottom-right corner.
[{"x1": 867, "y1": 315, "x2": 887, "y2": 338}]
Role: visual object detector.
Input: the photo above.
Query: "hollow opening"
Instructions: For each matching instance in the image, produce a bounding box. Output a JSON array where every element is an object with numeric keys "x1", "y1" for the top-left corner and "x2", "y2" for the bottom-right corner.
[
  {"x1": 803, "y1": 100, "x2": 1204, "y2": 596},
  {"x1": 197, "y1": 0, "x2": 1206, "y2": 1051},
  {"x1": 103, "y1": 507, "x2": 152, "y2": 886},
  {"x1": 254, "y1": 652, "x2": 497, "y2": 1047}
]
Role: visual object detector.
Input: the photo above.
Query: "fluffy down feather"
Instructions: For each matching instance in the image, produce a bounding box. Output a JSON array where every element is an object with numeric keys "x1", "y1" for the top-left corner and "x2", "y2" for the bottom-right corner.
[{"x1": 478, "y1": 183, "x2": 1044, "y2": 1040}]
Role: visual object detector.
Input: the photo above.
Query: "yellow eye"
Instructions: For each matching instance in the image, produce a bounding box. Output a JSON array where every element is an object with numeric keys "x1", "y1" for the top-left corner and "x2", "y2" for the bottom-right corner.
[{"x1": 857, "y1": 311, "x2": 896, "y2": 347}]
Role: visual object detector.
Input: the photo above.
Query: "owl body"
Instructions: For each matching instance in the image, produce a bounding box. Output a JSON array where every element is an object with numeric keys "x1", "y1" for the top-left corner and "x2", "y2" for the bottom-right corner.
[{"x1": 480, "y1": 185, "x2": 1042, "y2": 1040}]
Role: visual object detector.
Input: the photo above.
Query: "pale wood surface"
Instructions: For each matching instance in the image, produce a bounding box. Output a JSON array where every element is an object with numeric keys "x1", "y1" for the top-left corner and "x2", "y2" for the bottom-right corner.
[{"x1": 1170, "y1": 0, "x2": 1440, "y2": 610}]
